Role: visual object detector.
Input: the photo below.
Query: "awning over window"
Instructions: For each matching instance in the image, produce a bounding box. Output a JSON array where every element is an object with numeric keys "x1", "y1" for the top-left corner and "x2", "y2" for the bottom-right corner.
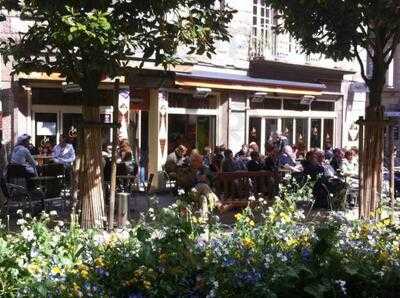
[{"x1": 175, "y1": 70, "x2": 326, "y2": 96}]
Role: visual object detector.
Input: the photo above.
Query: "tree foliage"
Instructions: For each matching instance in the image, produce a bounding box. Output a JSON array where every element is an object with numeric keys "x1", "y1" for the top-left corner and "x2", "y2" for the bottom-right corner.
[
  {"x1": 266, "y1": 0, "x2": 400, "y2": 104},
  {"x1": 0, "y1": 0, "x2": 235, "y2": 101}
]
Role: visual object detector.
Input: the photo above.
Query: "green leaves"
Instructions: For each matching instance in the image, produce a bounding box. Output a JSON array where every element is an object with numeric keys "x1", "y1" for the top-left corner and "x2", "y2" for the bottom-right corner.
[{"x1": 0, "y1": 0, "x2": 234, "y2": 99}]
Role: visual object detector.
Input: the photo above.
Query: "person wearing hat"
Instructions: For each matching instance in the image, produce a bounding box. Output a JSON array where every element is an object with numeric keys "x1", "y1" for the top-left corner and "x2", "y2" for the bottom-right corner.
[{"x1": 10, "y1": 134, "x2": 38, "y2": 177}]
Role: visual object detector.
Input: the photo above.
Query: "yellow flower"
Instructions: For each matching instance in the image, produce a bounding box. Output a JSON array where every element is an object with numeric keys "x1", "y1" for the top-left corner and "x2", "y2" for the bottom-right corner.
[
  {"x1": 72, "y1": 283, "x2": 81, "y2": 296},
  {"x1": 234, "y1": 213, "x2": 242, "y2": 221},
  {"x1": 27, "y1": 263, "x2": 41, "y2": 275},
  {"x1": 249, "y1": 220, "x2": 255, "y2": 227},
  {"x1": 95, "y1": 257, "x2": 105, "y2": 268},
  {"x1": 51, "y1": 266, "x2": 62, "y2": 275},
  {"x1": 242, "y1": 237, "x2": 255, "y2": 249},
  {"x1": 143, "y1": 280, "x2": 151, "y2": 289},
  {"x1": 80, "y1": 269, "x2": 89, "y2": 279}
]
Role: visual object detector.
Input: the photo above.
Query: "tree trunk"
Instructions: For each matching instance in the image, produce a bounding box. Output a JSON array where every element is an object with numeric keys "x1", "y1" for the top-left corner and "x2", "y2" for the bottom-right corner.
[
  {"x1": 360, "y1": 105, "x2": 385, "y2": 218},
  {"x1": 79, "y1": 105, "x2": 105, "y2": 229}
]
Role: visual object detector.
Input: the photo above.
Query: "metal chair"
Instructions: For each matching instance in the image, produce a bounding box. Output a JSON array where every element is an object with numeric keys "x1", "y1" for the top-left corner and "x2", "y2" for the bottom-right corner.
[{"x1": 2, "y1": 164, "x2": 44, "y2": 218}]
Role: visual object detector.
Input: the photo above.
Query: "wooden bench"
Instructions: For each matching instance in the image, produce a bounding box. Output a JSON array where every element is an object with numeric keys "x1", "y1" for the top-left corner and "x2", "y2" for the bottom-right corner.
[{"x1": 215, "y1": 170, "x2": 280, "y2": 202}]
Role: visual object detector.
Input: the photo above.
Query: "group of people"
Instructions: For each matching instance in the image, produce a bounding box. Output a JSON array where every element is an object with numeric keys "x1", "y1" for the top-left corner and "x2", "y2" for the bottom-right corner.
[
  {"x1": 9, "y1": 133, "x2": 76, "y2": 180},
  {"x1": 164, "y1": 132, "x2": 359, "y2": 211}
]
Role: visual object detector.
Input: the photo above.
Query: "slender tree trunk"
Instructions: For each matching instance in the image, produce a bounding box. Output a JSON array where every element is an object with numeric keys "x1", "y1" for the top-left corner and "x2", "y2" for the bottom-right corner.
[
  {"x1": 80, "y1": 105, "x2": 105, "y2": 229},
  {"x1": 360, "y1": 104, "x2": 385, "y2": 218}
]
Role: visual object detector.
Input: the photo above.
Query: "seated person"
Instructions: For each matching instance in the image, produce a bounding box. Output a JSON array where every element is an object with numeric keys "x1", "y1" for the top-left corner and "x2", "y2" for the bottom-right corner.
[
  {"x1": 278, "y1": 145, "x2": 301, "y2": 172},
  {"x1": 264, "y1": 146, "x2": 278, "y2": 172},
  {"x1": 164, "y1": 145, "x2": 188, "y2": 177},
  {"x1": 52, "y1": 134, "x2": 76, "y2": 166},
  {"x1": 330, "y1": 148, "x2": 344, "y2": 174},
  {"x1": 341, "y1": 150, "x2": 358, "y2": 177},
  {"x1": 10, "y1": 134, "x2": 38, "y2": 190},
  {"x1": 11, "y1": 134, "x2": 38, "y2": 177},
  {"x1": 235, "y1": 144, "x2": 249, "y2": 159},
  {"x1": 221, "y1": 149, "x2": 237, "y2": 172},
  {"x1": 247, "y1": 151, "x2": 263, "y2": 171},
  {"x1": 234, "y1": 150, "x2": 248, "y2": 171},
  {"x1": 302, "y1": 150, "x2": 324, "y2": 179}
]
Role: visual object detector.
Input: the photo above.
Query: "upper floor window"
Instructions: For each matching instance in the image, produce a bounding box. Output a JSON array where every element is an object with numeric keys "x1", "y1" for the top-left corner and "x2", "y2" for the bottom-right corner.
[
  {"x1": 251, "y1": 0, "x2": 274, "y2": 57},
  {"x1": 386, "y1": 59, "x2": 394, "y2": 88}
]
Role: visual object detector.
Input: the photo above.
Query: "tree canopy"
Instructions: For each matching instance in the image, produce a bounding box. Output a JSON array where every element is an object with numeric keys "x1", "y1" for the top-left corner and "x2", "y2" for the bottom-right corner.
[
  {"x1": 266, "y1": 0, "x2": 400, "y2": 104},
  {"x1": 0, "y1": 0, "x2": 235, "y2": 100}
]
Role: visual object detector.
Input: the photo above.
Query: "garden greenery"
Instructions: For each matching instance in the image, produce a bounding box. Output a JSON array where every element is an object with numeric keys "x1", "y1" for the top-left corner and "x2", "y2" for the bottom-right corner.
[{"x1": 0, "y1": 182, "x2": 399, "y2": 297}]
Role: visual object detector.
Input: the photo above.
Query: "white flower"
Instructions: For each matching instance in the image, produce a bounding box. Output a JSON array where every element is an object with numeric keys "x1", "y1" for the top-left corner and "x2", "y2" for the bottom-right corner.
[
  {"x1": 49, "y1": 210, "x2": 57, "y2": 216},
  {"x1": 16, "y1": 209, "x2": 23, "y2": 215},
  {"x1": 16, "y1": 219, "x2": 26, "y2": 226},
  {"x1": 57, "y1": 220, "x2": 64, "y2": 227},
  {"x1": 177, "y1": 188, "x2": 185, "y2": 195},
  {"x1": 25, "y1": 213, "x2": 31, "y2": 219},
  {"x1": 191, "y1": 187, "x2": 198, "y2": 193},
  {"x1": 248, "y1": 195, "x2": 256, "y2": 202},
  {"x1": 21, "y1": 229, "x2": 35, "y2": 242}
]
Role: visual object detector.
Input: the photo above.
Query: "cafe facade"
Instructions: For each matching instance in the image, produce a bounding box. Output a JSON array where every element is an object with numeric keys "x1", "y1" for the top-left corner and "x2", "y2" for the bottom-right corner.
[{"x1": 1, "y1": 59, "x2": 366, "y2": 189}]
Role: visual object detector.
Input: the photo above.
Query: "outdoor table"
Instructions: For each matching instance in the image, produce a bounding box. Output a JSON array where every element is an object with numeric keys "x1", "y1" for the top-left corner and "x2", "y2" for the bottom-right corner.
[{"x1": 33, "y1": 155, "x2": 54, "y2": 166}]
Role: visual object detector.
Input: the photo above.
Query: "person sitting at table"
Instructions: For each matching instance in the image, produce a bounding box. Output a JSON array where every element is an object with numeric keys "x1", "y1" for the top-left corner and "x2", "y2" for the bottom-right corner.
[
  {"x1": 278, "y1": 145, "x2": 301, "y2": 172},
  {"x1": 52, "y1": 134, "x2": 76, "y2": 166},
  {"x1": 10, "y1": 134, "x2": 38, "y2": 190}
]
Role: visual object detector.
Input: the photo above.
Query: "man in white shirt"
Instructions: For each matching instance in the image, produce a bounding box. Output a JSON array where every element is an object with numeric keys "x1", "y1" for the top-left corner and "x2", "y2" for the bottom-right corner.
[
  {"x1": 10, "y1": 134, "x2": 38, "y2": 176},
  {"x1": 52, "y1": 134, "x2": 76, "y2": 166}
]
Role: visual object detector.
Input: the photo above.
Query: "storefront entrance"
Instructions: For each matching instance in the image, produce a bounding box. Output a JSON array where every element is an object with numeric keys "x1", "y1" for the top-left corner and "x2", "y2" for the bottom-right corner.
[{"x1": 168, "y1": 114, "x2": 216, "y2": 154}]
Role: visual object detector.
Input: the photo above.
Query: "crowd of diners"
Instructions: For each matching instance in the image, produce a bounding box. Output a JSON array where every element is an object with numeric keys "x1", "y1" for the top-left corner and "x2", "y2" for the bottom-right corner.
[
  {"x1": 164, "y1": 132, "x2": 359, "y2": 211},
  {"x1": 3, "y1": 134, "x2": 146, "y2": 194}
]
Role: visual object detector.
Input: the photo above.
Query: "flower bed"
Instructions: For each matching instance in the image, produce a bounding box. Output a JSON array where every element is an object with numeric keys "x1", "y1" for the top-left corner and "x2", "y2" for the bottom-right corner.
[{"x1": 0, "y1": 190, "x2": 399, "y2": 297}]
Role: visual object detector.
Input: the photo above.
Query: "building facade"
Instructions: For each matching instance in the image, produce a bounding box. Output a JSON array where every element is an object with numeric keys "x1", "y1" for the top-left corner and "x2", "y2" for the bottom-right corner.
[{"x1": 0, "y1": 1, "x2": 369, "y2": 188}]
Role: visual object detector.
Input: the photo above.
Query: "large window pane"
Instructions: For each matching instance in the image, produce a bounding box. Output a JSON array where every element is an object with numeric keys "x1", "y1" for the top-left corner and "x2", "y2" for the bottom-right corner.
[
  {"x1": 310, "y1": 119, "x2": 322, "y2": 149},
  {"x1": 265, "y1": 118, "x2": 278, "y2": 149},
  {"x1": 249, "y1": 117, "x2": 261, "y2": 147},
  {"x1": 323, "y1": 119, "x2": 334, "y2": 149},
  {"x1": 282, "y1": 118, "x2": 294, "y2": 145},
  {"x1": 35, "y1": 113, "x2": 57, "y2": 154},
  {"x1": 295, "y1": 118, "x2": 308, "y2": 152}
]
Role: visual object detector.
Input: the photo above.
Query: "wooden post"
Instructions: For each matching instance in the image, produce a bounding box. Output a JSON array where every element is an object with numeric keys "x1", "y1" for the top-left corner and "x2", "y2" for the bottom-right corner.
[
  {"x1": 108, "y1": 79, "x2": 120, "y2": 231},
  {"x1": 358, "y1": 116, "x2": 364, "y2": 219},
  {"x1": 117, "y1": 192, "x2": 129, "y2": 227},
  {"x1": 388, "y1": 123, "x2": 395, "y2": 220}
]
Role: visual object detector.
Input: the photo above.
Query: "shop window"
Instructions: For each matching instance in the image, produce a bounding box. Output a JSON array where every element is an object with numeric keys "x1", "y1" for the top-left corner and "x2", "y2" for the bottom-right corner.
[
  {"x1": 35, "y1": 113, "x2": 57, "y2": 153},
  {"x1": 249, "y1": 117, "x2": 261, "y2": 148},
  {"x1": 168, "y1": 114, "x2": 215, "y2": 154},
  {"x1": 282, "y1": 118, "x2": 294, "y2": 145},
  {"x1": 323, "y1": 119, "x2": 334, "y2": 149},
  {"x1": 250, "y1": 98, "x2": 281, "y2": 109},
  {"x1": 295, "y1": 118, "x2": 308, "y2": 152},
  {"x1": 265, "y1": 118, "x2": 278, "y2": 149},
  {"x1": 311, "y1": 101, "x2": 335, "y2": 111},
  {"x1": 283, "y1": 99, "x2": 309, "y2": 111},
  {"x1": 310, "y1": 119, "x2": 322, "y2": 149}
]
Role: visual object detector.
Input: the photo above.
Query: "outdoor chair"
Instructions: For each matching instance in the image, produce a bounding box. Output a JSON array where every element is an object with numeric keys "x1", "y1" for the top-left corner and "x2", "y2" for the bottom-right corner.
[{"x1": 2, "y1": 165, "x2": 45, "y2": 218}]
